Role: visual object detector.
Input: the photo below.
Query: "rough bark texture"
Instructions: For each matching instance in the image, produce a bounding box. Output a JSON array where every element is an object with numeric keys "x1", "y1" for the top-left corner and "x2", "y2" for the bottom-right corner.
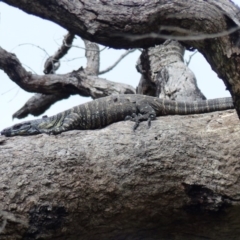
[
  {"x1": 12, "y1": 93, "x2": 70, "y2": 119},
  {"x1": 0, "y1": 110, "x2": 239, "y2": 239},
  {"x1": 0, "y1": 47, "x2": 134, "y2": 97},
  {"x1": 0, "y1": 46, "x2": 135, "y2": 115},
  {"x1": 2, "y1": 0, "x2": 240, "y2": 115},
  {"x1": 136, "y1": 40, "x2": 206, "y2": 101},
  {"x1": 1, "y1": 1, "x2": 240, "y2": 239}
]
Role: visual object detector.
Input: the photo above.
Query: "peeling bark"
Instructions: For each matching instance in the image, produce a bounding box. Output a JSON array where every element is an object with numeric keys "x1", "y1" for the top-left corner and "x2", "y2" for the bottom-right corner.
[{"x1": 0, "y1": 110, "x2": 239, "y2": 239}]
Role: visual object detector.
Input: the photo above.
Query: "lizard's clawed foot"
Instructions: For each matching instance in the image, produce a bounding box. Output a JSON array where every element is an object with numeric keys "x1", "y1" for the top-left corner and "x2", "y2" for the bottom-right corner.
[
  {"x1": 125, "y1": 113, "x2": 156, "y2": 130},
  {"x1": 125, "y1": 113, "x2": 143, "y2": 130}
]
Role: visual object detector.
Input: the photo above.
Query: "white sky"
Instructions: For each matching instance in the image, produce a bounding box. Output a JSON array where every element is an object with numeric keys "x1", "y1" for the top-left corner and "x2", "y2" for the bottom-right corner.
[{"x1": 0, "y1": 1, "x2": 239, "y2": 130}]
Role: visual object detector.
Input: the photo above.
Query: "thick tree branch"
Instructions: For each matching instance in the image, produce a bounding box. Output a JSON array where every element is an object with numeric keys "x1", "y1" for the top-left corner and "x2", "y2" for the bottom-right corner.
[
  {"x1": 12, "y1": 93, "x2": 70, "y2": 119},
  {"x1": 3, "y1": 0, "x2": 238, "y2": 48},
  {"x1": 13, "y1": 32, "x2": 75, "y2": 119},
  {"x1": 0, "y1": 46, "x2": 135, "y2": 97},
  {"x1": 3, "y1": 0, "x2": 240, "y2": 116},
  {"x1": 0, "y1": 110, "x2": 239, "y2": 239},
  {"x1": 12, "y1": 39, "x2": 101, "y2": 119},
  {"x1": 2, "y1": 37, "x2": 136, "y2": 118}
]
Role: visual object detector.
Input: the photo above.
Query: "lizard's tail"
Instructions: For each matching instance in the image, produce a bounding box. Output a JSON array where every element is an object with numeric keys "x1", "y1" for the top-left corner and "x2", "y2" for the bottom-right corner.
[{"x1": 164, "y1": 97, "x2": 234, "y2": 115}]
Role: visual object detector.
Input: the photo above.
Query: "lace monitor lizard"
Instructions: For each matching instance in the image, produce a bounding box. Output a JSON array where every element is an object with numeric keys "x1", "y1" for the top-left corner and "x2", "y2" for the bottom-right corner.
[{"x1": 0, "y1": 94, "x2": 234, "y2": 137}]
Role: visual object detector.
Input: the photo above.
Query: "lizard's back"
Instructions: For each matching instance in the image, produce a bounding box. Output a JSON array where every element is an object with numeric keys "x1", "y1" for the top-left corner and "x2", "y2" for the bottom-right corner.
[
  {"x1": 0, "y1": 94, "x2": 234, "y2": 136},
  {"x1": 69, "y1": 94, "x2": 140, "y2": 129}
]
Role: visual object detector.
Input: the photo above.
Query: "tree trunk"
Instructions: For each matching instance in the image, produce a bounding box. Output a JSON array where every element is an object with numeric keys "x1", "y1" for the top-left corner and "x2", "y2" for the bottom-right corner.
[
  {"x1": 136, "y1": 40, "x2": 206, "y2": 101},
  {"x1": 0, "y1": 110, "x2": 239, "y2": 239}
]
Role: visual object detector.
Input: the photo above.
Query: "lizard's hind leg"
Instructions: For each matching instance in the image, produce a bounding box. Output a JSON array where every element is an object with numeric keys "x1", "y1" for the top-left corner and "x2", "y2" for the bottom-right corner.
[
  {"x1": 125, "y1": 113, "x2": 141, "y2": 130},
  {"x1": 125, "y1": 100, "x2": 157, "y2": 130}
]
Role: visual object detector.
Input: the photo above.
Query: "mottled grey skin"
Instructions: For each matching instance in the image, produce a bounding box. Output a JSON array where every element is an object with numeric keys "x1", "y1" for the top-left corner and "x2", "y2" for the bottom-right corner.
[{"x1": 1, "y1": 94, "x2": 234, "y2": 137}]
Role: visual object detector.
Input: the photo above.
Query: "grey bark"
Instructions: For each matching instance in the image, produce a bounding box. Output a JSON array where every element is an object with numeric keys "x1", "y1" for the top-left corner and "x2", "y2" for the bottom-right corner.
[
  {"x1": 136, "y1": 40, "x2": 206, "y2": 101},
  {"x1": 2, "y1": 0, "x2": 240, "y2": 116},
  {"x1": 0, "y1": 46, "x2": 135, "y2": 118},
  {"x1": 1, "y1": 1, "x2": 240, "y2": 239},
  {"x1": 3, "y1": 37, "x2": 135, "y2": 119},
  {"x1": 83, "y1": 39, "x2": 100, "y2": 76},
  {"x1": 0, "y1": 110, "x2": 239, "y2": 239},
  {"x1": 12, "y1": 93, "x2": 70, "y2": 119}
]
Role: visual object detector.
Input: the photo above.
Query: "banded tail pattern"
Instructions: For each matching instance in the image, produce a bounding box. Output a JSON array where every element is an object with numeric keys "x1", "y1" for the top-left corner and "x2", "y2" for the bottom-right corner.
[
  {"x1": 161, "y1": 97, "x2": 234, "y2": 115},
  {"x1": 0, "y1": 94, "x2": 235, "y2": 137}
]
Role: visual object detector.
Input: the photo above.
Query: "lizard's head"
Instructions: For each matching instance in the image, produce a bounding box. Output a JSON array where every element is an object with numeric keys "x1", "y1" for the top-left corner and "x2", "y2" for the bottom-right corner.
[{"x1": 1, "y1": 121, "x2": 39, "y2": 137}]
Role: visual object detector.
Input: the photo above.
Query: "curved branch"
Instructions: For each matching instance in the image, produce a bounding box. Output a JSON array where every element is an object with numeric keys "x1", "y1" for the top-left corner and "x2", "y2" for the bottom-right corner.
[
  {"x1": 43, "y1": 32, "x2": 75, "y2": 74},
  {"x1": 3, "y1": 0, "x2": 240, "y2": 116},
  {"x1": 3, "y1": 0, "x2": 239, "y2": 48},
  {"x1": 0, "y1": 46, "x2": 135, "y2": 118},
  {"x1": 12, "y1": 93, "x2": 70, "y2": 119},
  {"x1": 0, "y1": 46, "x2": 135, "y2": 97}
]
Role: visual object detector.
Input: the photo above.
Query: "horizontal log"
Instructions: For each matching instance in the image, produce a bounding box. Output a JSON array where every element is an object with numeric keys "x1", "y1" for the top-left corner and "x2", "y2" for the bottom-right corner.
[{"x1": 0, "y1": 110, "x2": 240, "y2": 239}]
